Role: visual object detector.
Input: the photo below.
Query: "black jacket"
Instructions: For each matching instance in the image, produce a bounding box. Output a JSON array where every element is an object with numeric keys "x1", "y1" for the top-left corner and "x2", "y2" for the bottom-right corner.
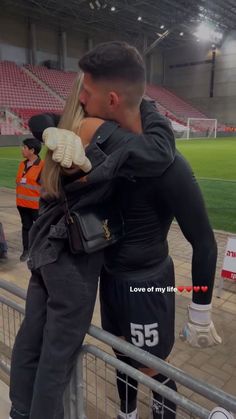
[{"x1": 28, "y1": 100, "x2": 175, "y2": 270}]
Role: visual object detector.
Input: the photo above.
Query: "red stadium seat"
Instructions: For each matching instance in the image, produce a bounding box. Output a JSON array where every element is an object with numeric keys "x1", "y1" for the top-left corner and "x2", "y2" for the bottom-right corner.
[{"x1": 25, "y1": 65, "x2": 77, "y2": 99}]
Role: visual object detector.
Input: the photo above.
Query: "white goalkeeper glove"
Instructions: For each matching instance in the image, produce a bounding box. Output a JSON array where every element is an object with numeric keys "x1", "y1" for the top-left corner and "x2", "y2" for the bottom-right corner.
[
  {"x1": 42, "y1": 127, "x2": 92, "y2": 171},
  {"x1": 180, "y1": 302, "x2": 222, "y2": 348}
]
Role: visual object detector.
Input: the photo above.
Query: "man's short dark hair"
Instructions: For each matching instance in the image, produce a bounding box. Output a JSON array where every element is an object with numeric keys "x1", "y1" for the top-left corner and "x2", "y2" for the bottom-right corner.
[
  {"x1": 79, "y1": 41, "x2": 146, "y2": 85},
  {"x1": 23, "y1": 138, "x2": 42, "y2": 155}
]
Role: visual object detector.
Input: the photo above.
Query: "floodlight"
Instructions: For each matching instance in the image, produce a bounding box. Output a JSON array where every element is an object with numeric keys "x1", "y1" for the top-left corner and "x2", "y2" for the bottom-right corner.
[
  {"x1": 215, "y1": 32, "x2": 223, "y2": 40},
  {"x1": 195, "y1": 22, "x2": 223, "y2": 43},
  {"x1": 195, "y1": 22, "x2": 212, "y2": 40}
]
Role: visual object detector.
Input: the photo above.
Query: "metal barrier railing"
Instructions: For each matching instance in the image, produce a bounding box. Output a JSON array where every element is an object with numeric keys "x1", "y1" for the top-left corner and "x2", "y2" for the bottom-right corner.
[
  {"x1": 66, "y1": 345, "x2": 210, "y2": 418},
  {"x1": 0, "y1": 279, "x2": 25, "y2": 377},
  {"x1": 88, "y1": 326, "x2": 236, "y2": 411},
  {"x1": 1, "y1": 278, "x2": 236, "y2": 418}
]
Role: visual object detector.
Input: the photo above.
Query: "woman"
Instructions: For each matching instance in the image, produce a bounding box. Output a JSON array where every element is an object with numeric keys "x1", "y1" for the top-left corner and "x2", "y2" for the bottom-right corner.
[
  {"x1": 10, "y1": 74, "x2": 112, "y2": 419},
  {"x1": 16, "y1": 137, "x2": 43, "y2": 261}
]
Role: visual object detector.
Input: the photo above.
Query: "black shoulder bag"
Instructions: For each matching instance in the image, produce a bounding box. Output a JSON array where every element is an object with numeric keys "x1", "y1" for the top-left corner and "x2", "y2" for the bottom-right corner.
[{"x1": 63, "y1": 192, "x2": 125, "y2": 254}]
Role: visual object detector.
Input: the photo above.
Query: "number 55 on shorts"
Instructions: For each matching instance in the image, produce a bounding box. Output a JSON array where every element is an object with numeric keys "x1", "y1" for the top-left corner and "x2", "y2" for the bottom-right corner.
[{"x1": 130, "y1": 323, "x2": 159, "y2": 347}]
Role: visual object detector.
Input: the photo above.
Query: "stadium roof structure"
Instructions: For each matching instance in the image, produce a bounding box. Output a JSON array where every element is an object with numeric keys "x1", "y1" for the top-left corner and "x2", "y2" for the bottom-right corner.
[{"x1": 2, "y1": 0, "x2": 236, "y2": 52}]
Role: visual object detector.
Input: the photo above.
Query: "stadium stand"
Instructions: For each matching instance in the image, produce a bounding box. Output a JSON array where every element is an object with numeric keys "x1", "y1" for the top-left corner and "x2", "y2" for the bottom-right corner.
[
  {"x1": 170, "y1": 119, "x2": 187, "y2": 133},
  {"x1": 0, "y1": 61, "x2": 224, "y2": 133},
  {"x1": 0, "y1": 121, "x2": 16, "y2": 135},
  {"x1": 0, "y1": 61, "x2": 63, "y2": 110},
  {"x1": 146, "y1": 85, "x2": 225, "y2": 132},
  {"x1": 11, "y1": 108, "x2": 62, "y2": 127},
  {"x1": 146, "y1": 84, "x2": 206, "y2": 121},
  {"x1": 25, "y1": 65, "x2": 77, "y2": 99},
  {"x1": 0, "y1": 61, "x2": 62, "y2": 110},
  {"x1": 144, "y1": 95, "x2": 187, "y2": 133},
  {"x1": 0, "y1": 61, "x2": 64, "y2": 133}
]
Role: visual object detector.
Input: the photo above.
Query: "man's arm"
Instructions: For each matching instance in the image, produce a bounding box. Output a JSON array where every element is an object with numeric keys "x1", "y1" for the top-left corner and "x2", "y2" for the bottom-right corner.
[
  {"x1": 78, "y1": 106, "x2": 175, "y2": 181},
  {"x1": 160, "y1": 152, "x2": 220, "y2": 347},
  {"x1": 162, "y1": 152, "x2": 217, "y2": 304},
  {"x1": 29, "y1": 100, "x2": 175, "y2": 178},
  {"x1": 115, "y1": 99, "x2": 175, "y2": 177}
]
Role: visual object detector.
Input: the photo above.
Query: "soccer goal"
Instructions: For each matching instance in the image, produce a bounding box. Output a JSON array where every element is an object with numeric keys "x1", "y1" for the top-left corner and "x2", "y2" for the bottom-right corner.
[{"x1": 186, "y1": 118, "x2": 217, "y2": 139}]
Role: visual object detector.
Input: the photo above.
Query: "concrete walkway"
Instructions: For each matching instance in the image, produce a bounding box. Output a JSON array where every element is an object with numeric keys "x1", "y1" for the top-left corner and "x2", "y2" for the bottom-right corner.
[{"x1": 1, "y1": 187, "x2": 236, "y2": 416}]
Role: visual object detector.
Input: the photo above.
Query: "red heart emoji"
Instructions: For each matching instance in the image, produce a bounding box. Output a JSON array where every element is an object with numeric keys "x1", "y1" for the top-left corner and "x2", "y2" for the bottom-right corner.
[
  {"x1": 177, "y1": 286, "x2": 185, "y2": 292},
  {"x1": 193, "y1": 286, "x2": 200, "y2": 292},
  {"x1": 201, "y1": 286, "x2": 208, "y2": 292},
  {"x1": 185, "y1": 286, "x2": 192, "y2": 292}
]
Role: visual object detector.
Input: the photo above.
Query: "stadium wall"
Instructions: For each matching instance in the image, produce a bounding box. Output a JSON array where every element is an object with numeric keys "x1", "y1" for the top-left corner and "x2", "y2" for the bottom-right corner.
[
  {"x1": 163, "y1": 44, "x2": 213, "y2": 98},
  {"x1": 0, "y1": 13, "x2": 130, "y2": 71},
  {"x1": 0, "y1": 14, "x2": 88, "y2": 70},
  {"x1": 36, "y1": 27, "x2": 59, "y2": 65},
  {"x1": 0, "y1": 15, "x2": 28, "y2": 65},
  {"x1": 160, "y1": 30, "x2": 236, "y2": 124},
  {"x1": 0, "y1": 135, "x2": 30, "y2": 147},
  {"x1": 190, "y1": 96, "x2": 236, "y2": 126},
  {"x1": 148, "y1": 50, "x2": 164, "y2": 84}
]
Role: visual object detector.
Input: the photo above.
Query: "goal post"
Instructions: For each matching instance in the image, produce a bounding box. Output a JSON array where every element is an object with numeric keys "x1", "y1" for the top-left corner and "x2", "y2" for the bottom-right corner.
[{"x1": 186, "y1": 118, "x2": 218, "y2": 139}]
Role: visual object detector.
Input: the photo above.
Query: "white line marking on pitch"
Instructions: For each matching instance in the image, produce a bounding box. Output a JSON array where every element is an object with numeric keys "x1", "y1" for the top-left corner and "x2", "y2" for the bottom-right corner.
[
  {"x1": 0, "y1": 158, "x2": 20, "y2": 161},
  {"x1": 199, "y1": 177, "x2": 236, "y2": 182}
]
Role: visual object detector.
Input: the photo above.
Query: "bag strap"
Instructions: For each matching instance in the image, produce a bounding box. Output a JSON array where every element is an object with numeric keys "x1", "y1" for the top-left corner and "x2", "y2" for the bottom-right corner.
[{"x1": 61, "y1": 188, "x2": 74, "y2": 225}]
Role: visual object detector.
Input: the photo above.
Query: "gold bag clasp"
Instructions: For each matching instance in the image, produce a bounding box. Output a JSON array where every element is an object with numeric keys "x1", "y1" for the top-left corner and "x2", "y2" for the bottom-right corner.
[{"x1": 102, "y1": 219, "x2": 111, "y2": 240}]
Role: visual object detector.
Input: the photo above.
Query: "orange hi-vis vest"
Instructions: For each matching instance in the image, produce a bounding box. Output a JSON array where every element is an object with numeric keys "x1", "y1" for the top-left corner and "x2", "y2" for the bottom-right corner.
[{"x1": 16, "y1": 159, "x2": 44, "y2": 209}]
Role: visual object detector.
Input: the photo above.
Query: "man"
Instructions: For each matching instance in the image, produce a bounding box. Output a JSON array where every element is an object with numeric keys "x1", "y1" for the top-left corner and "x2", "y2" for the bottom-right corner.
[
  {"x1": 79, "y1": 43, "x2": 221, "y2": 419},
  {"x1": 100, "y1": 152, "x2": 219, "y2": 418},
  {"x1": 29, "y1": 42, "x2": 220, "y2": 419}
]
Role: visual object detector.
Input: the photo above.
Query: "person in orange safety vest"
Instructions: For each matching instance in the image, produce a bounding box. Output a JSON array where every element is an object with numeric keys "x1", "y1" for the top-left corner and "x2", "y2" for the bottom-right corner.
[{"x1": 16, "y1": 138, "x2": 43, "y2": 262}]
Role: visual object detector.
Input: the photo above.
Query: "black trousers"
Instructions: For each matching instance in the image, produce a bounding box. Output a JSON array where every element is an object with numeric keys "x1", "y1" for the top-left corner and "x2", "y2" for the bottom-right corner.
[
  {"x1": 17, "y1": 206, "x2": 38, "y2": 251},
  {"x1": 10, "y1": 248, "x2": 103, "y2": 419}
]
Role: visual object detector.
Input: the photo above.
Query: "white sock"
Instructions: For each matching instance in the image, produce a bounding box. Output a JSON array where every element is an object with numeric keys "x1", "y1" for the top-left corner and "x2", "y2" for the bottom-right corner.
[{"x1": 118, "y1": 408, "x2": 138, "y2": 418}]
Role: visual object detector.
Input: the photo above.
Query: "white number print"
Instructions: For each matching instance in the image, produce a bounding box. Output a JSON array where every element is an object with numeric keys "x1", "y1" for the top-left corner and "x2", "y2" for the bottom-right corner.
[{"x1": 130, "y1": 322, "x2": 159, "y2": 347}]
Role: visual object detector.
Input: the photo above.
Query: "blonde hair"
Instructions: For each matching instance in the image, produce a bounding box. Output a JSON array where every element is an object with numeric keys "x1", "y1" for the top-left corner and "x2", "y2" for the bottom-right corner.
[{"x1": 42, "y1": 73, "x2": 85, "y2": 198}]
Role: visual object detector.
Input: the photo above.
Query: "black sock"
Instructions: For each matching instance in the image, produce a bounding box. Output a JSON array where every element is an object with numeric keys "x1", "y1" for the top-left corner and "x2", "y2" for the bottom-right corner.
[
  {"x1": 152, "y1": 374, "x2": 177, "y2": 418},
  {"x1": 115, "y1": 352, "x2": 138, "y2": 414}
]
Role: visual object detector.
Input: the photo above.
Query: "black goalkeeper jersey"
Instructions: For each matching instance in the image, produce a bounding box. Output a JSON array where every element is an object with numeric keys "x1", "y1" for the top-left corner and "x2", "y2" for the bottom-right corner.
[{"x1": 104, "y1": 152, "x2": 217, "y2": 305}]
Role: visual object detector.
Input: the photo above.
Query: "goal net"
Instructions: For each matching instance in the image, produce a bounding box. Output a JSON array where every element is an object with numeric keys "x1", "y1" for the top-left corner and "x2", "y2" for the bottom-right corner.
[{"x1": 185, "y1": 118, "x2": 217, "y2": 139}]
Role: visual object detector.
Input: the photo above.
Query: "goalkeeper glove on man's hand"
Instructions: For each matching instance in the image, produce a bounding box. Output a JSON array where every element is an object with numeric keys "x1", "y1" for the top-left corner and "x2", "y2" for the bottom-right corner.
[
  {"x1": 180, "y1": 302, "x2": 222, "y2": 348},
  {"x1": 42, "y1": 127, "x2": 92, "y2": 172}
]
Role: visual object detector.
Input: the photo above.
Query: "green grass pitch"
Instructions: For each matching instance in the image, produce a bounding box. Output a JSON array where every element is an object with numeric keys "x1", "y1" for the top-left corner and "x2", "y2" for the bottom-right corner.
[
  {"x1": 0, "y1": 137, "x2": 236, "y2": 232},
  {"x1": 177, "y1": 138, "x2": 236, "y2": 233}
]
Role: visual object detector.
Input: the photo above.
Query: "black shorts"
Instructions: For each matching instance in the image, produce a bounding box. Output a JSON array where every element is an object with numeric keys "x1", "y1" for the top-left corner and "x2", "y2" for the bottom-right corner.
[{"x1": 100, "y1": 257, "x2": 175, "y2": 367}]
